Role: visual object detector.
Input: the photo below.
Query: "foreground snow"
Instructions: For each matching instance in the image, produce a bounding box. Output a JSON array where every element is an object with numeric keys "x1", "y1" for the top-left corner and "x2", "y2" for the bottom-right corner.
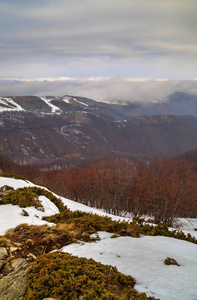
[
  {"x1": 0, "y1": 197, "x2": 59, "y2": 235},
  {"x1": 0, "y1": 177, "x2": 130, "y2": 236},
  {"x1": 0, "y1": 176, "x2": 197, "y2": 300},
  {"x1": 0, "y1": 177, "x2": 59, "y2": 235},
  {"x1": 62, "y1": 232, "x2": 197, "y2": 300}
]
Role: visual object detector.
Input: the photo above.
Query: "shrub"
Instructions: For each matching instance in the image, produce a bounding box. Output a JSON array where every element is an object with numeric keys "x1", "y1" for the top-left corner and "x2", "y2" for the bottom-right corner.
[
  {"x1": 0, "y1": 187, "x2": 43, "y2": 209},
  {"x1": 0, "y1": 186, "x2": 65, "y2": 212},
  {"x1": 0, "y1": 237, "x2": 13, "y2": 247},
  {"x1": 44, "y1": 212, "x2": 197, "y2": 244},
  {"x1": 164, "y1": 257, "x2": 180, "y2": 266},
  {"x1": 0, "y1": 185, "x2": 14, "y2": 192},
  {"x1": 22, "y1": 252, "x2": 157, "y2": 300},
  {"x1": 22, "y1": 209, "x2": 29, "y2": 216},
  {"x1": 27, "y1": 187, "x2": 65, "y2": 212},
  {"x1": 4, "y1": 224, "x2": 74, "y2": 258}
]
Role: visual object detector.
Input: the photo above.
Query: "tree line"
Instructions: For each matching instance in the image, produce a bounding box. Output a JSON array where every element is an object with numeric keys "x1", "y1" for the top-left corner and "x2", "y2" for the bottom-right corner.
[{"x1": 0, "y1": 154, "x2": 196, "y2": 224}]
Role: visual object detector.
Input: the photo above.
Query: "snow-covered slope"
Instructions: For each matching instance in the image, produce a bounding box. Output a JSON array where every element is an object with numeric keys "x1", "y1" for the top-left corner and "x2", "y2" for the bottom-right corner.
[
  {"x1": 63, "y1": 232, "x2": 197, "y2": 300},
  {"x1": 40, "y1": 97, "x2": 62, "y2": 113},
  {"x1": 0, "y1": 177, "x2": 59, "y2": 234},
  {"x1": 0, "y1": 177, "x2": 129, "y2": 236},
  {"x1": 0, "y1": 176, "x2": 197, "y2": 300},
  {"x1": 0, "y1": 97, "x2": 24, "y2": 112}
]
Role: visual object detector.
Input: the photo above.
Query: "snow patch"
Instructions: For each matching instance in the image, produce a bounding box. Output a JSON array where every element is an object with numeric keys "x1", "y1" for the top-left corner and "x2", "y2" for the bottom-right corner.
[
  {"x1": 0, "y1": 196, "x2": 59, "y2": 236},
  {"x1": 40, "y1": 97, "x2": 61, "y2": 113},
  {"x1": 0, "y1": 177, "x2": 60, "y2": 234},
  {"x1": 62, "y1": 235, "x2": 197, "y2": 300},
  {"x1": 73, "y1": 98, "x2": 89, "y2": 106},
  {"x1": 0, "y1": 97, "x2": 24, "y2": 112},
  {"x1": 62, "y1": 96, "x2": 71, "y2": 103}
]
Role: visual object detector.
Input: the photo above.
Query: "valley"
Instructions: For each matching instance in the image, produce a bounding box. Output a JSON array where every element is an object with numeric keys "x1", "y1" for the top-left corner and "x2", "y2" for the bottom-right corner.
[{"x1": 1, "y1": 93, "x2": 197, "y2": 168}]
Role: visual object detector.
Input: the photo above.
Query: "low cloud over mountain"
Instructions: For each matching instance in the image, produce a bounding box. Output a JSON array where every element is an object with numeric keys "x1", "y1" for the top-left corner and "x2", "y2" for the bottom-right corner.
[{"x1": 1, "y1": 77, "x2": 197, "y2": 103}]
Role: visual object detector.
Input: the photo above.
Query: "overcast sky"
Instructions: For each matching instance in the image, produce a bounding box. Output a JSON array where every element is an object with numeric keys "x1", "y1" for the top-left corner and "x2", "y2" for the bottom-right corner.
[{"x1": 0, "y1": 0, "x2": 197, "y2": 100}]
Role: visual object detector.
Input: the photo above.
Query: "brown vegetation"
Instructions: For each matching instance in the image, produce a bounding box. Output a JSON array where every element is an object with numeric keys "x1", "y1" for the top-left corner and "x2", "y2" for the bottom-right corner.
[
  {"x1": 43, "y1": 157, "x2": 197, "y2": 224},
  {"x1": 22, "y1": 252, "x2": 157, "y2": 300},
  {"x1": 0, "y1": 153, "x2": 197, "y2": 224}
]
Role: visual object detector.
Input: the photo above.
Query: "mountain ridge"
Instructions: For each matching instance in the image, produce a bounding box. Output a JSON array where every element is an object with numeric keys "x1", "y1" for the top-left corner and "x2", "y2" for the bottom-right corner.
[
  {"x1": 1, "y1": 92, "x2": 197, "y2": 167},
  {"x1": 1, "y1": 91, "x2": 197, "y2": 118}
]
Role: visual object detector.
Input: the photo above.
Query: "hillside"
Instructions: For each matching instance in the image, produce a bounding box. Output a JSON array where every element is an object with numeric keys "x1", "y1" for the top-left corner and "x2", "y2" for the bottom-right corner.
[
  {"x1": 1, "y1": 93, "x2": 197, "y2": 167},
  {"x1": 0, "y1": 176, "x2": 197, "y2": 299}
]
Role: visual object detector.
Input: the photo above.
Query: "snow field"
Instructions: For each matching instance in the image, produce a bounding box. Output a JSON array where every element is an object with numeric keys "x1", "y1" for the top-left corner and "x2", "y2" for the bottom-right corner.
[
  {"x1": 0, "y1": 178, "x2": 59, "y2": 235},
  {"x1": 62, "y1": 232, "x2": 197, "y2": 300}
]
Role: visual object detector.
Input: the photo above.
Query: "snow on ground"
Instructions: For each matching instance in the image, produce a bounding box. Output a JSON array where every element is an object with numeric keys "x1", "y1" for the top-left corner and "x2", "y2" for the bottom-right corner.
[
  {"x1": 0, "y1": 176, "x2": 197, "y2": 299},
  {"x1": 60, "y1": 196, "x2": 132, "y2": 222},
  {"x1": 0, "y1": 177, "x2": 36, "y2": 190},
  {"x1": 40, "y1": 97, "x2": 61, "y2": 113},
  {"x1": 0, "y1": 177, "x2": 59, "y2": 235},
  {"x1": 62, "y1": 96, "x2": 70, "y2": 103},
  {"x1": 0, "y1": 201, "x2": 58, "y2": 235},
  {"x1": 62, "y1": 232, "x2": 197, "y2": 300},
  {"x1": 0, "y1": 176, "x2": 131, "y2": 222},
  {"x1": 0, "y1": 97, "x2": 24, "y2": 112},
  {"x1": 73, "y1": 98, "x2": 89, "y2": 106}
]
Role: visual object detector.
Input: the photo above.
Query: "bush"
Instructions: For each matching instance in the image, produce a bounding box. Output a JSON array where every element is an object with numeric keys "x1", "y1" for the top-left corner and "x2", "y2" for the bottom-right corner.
[
  {"x1": 27, "y1": 187, "x2": 65, "y2": 212},
  {"x1": 43, "y1": 210, "x2": 131, "y2": 239},
  {"x1": 0, "y1": 186, "x2": 65, "y2": 212},
  {"x1": 164, "y1": 257, "x2": 180, "y2": 266},
  {"x1": 5, "y1": 224, "x2": 74, "y2": 257},
  {"x1": 22, "y1": 252, "x2": 157, "y2": 300},
  {"x1": 0, "y1": 187, "x2": 43, "y2": 209},
  {"x1": 44, "y1": 212, "x2": 197, "y2": 244},
  {"x1": 0, "y1": 237, "x2": 13, "y2": 247},
  {"x1": 0, "y1": 185, "x2": 14, "y2": 192}
]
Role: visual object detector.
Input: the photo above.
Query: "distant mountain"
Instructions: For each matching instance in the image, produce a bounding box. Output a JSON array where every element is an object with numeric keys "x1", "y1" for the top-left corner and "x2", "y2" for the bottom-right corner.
[
  {"x1": 0, "y1": 112, "x2": 197, "y2": 166},
  {"x1": 1, "y1": 92, "x2": 197, "y2": 118},
  {"x1": 0, "y1": 93, "x2": 197, "y2": 167}
]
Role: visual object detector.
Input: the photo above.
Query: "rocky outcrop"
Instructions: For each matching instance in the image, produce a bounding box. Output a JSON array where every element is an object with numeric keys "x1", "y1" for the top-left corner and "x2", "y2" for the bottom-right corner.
[
  {"x1": 0, "y1": 247, "x2": 32, "y2": 300},
  {"x1": 0, "y1": 247, "x2": 8, "y2": 275}
]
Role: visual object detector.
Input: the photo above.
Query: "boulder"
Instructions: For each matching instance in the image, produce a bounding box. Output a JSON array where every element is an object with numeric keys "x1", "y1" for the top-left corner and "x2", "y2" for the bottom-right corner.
[
  {"x1": 0, "y1": 258, "x2": 31, "y2": 300},
  {"x1": 0, "y1": 247, "x2": 8, "y2": 260},
  {"x1": 26, "y1": 252, "x2": 36, "y2": 262}
]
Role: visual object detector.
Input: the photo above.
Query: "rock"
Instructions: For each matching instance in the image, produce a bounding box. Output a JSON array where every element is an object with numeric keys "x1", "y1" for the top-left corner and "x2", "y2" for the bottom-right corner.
[
  {"x1": 13, "y1": 242, "x2": 22, "y2": 247},
  {"x1": 0, "y1": 258, "x2": 31, "y2": 300},
  {"x1": 10, "y1": 247, "x2": 18, "y2": 253},
  {"x1": 2, "y1": 263, "x2": 12, "y2": 276},
  {"x1": 0, "y1": 247, "x2": 8, "y2": 260},
  {"x1": 11, "y1": 258, "x2": 30, "y2": 272},
  {"x1": 26, "y1": 253, "x2": 36, "y2": 262}
]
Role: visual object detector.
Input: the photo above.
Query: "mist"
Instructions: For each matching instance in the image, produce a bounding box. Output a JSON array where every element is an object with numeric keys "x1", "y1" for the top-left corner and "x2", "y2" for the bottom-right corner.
[{"x1": 1, "y1": 77, "x2": 197, "y2": 103}]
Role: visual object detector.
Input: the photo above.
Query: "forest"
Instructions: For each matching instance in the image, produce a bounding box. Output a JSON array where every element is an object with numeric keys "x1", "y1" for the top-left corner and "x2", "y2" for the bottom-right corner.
[{"x1": 0, "y1": 154, "x2": 196, "y2": 225}]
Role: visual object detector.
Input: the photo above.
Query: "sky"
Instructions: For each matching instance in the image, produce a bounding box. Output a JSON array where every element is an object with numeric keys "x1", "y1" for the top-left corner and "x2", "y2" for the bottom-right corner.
[{"x1": 0, "y1": 0, "x2": 197, "y2": 100}]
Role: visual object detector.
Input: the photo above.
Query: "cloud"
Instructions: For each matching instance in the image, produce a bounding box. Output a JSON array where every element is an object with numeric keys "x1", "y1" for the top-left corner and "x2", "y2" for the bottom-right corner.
[
  {"x1": 1, "y1": 77, "x2": 197, "y2": 104},
  {"x1": 0, "y1": 0, "x2": 196, "y2": 79}
]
